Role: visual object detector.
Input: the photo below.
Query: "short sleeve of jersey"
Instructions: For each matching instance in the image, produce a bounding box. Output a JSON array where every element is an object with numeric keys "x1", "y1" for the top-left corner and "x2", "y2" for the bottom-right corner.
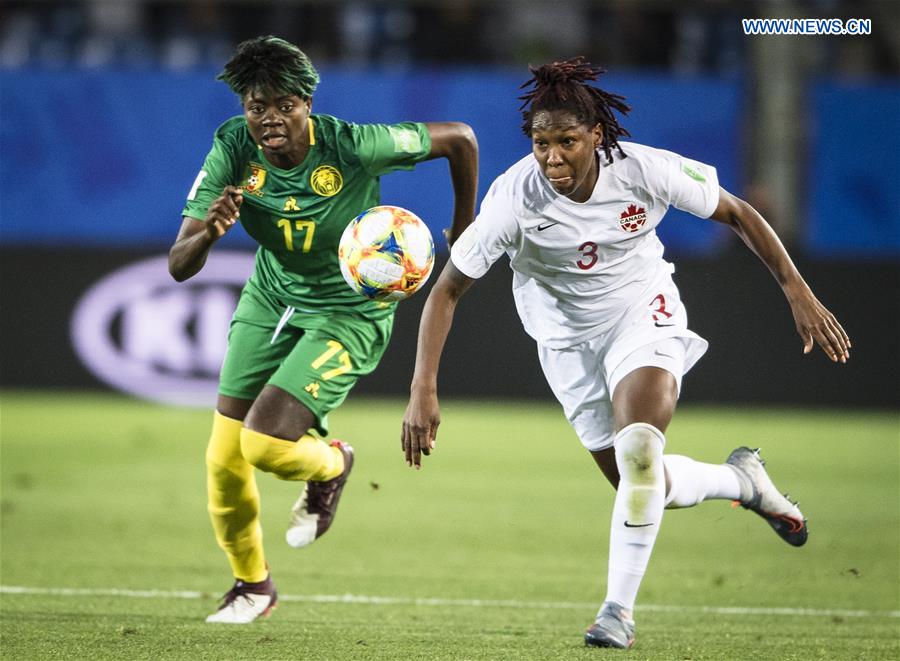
[
  {"x1": 621, "y1": 145, "x2": 720, "y2": 219},
  {"x1": 182, "y1": 128, "x2": 239, "y2": 221},
  {"x1": 450, "y1": 175, "x2": 519, "y2": 279},
  {"x1": 352, "y1": 122, "x2": 432, "y2": 177}
]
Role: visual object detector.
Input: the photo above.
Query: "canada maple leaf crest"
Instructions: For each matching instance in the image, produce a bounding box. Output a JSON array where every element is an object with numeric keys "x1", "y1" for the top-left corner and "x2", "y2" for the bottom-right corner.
[{"x1": 619, "y1": 204, "x2": 647, "y2": 233}]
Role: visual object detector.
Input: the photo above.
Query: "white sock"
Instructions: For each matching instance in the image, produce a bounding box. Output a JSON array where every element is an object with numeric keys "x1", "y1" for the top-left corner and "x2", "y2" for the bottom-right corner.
[
  {"x1": 604, "y1": 423, "x2": 666, "y2": 612},
  {"x1": 663, "y1": 455, "x2": 742, "y2": 508}
]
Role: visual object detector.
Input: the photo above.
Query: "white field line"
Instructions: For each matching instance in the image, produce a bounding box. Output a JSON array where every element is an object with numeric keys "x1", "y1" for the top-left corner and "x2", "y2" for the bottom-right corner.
[{"x1": 2, "y1": 585, "x2": 897, "y2": 619}]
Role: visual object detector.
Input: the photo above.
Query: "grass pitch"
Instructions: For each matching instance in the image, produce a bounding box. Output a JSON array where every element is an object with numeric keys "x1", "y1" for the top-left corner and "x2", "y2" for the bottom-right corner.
[{"x1": 1, "y1": 392, "x2": 898, "y2": 660}]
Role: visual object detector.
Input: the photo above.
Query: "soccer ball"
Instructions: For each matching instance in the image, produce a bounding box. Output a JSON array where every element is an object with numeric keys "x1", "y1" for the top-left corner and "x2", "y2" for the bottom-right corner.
[{"x1": 338, "y1": 205, "x2": 435, "y2": 302}]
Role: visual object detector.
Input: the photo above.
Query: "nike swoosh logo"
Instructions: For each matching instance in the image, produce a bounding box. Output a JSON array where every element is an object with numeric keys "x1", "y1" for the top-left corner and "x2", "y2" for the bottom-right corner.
[
  {"x1": 624, "y1": 521, "x2": 654, "y2": 528},
  {"x1": 536, "y1": 222, "x2": 559, "y2": 231},
  {"x1": 653, "y1": 350, "x2": 674, "y2": 359},
  {"x1": 654, "y1": 322, "x2": 674, "y2": 328}
]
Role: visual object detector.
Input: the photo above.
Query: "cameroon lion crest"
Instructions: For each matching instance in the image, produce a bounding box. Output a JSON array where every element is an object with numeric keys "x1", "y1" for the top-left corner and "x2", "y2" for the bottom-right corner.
[{"x1": 310, "y1": 165, "x2": 343, "y2": 197}]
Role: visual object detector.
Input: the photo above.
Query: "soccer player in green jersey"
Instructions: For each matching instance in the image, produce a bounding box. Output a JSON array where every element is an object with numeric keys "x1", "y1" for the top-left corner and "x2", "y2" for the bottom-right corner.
[{"x1": 169, "y1": 35, "x2": 478, "y2": 624}]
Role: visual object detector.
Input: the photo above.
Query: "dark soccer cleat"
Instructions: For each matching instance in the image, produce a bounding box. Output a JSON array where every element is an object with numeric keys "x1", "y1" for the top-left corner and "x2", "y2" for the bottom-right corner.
[
  {"x1": 726, "y1": 446, "x2": 808, "y2": 547},
  {"x1": 205, "y1": 575, "x2": 278, "y2": 624},
  {"x1": 585, "y1": 601, "x2": 635, "y2": 649},
  {"x1": 286, "y1": 440, "x2": 355, "y2": 548}
]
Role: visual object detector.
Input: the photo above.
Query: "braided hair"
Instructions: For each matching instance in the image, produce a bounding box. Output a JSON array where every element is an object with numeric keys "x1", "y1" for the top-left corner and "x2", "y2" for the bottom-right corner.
[
  {"x1": 519, "y1": 57, "x2": 631, "y2": 163},
  {"x1": 217, "y1": 35, "x2": 320, "y2": 100}
]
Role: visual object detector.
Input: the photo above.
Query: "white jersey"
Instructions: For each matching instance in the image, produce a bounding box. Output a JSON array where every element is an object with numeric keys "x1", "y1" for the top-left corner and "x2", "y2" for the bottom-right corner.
[{"x1": 450, "y1": 141, "x2": 720, "y2": 348}]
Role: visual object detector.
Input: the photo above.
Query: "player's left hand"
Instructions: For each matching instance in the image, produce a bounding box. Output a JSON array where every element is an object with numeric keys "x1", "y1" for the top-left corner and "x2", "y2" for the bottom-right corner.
[{"x1": 788, "y1": 291, "x2": 851, "y2": 363}]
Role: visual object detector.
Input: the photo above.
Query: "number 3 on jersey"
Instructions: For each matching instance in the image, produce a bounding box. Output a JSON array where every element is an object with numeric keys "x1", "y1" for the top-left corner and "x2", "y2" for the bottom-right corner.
[
  {"x1": 278, "y1": 218, "x2": 316, "y2": 252},
  {"x1": 576, "y1": 241, "x2": 599, "y2": 270}
]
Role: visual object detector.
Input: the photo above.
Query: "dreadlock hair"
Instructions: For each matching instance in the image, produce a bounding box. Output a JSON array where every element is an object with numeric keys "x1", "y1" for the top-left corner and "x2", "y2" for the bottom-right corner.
[
  {"x1": 217, "y1": 35, "x2": 320, "y2": 100},
  {"x1": 519, "y1": 56, "x2": 631, "y2": 163}
]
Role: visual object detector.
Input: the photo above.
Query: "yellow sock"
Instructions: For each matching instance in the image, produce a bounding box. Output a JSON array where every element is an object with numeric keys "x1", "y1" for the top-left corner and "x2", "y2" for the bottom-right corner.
[
  {"x1": 240, "y1": 428, "x2": 344, "y2": 482},
  {"x1": 206, "y1": 412, "x2": 267, "y2": 583}
]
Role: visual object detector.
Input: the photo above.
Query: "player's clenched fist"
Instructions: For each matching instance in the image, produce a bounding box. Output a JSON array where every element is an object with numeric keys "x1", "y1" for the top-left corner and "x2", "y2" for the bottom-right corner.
[{"x1": 205, "y1": 186, "x2": 243, "y2": 239}]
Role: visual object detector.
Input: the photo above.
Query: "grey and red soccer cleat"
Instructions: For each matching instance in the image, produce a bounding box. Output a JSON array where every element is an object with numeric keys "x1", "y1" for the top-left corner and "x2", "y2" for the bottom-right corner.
[
  {"x1": 205, "y1": 575, "x2": 277, "y2": 624},
  {"x1": 726, "y1": 446, "x2": 808, "y2": 547},
  {"x1": 286, "y1": 440, "x2": 355, "y2": 548},
  {"x1": 585, "y1": 601, "x2": 636, "y2": 649}
]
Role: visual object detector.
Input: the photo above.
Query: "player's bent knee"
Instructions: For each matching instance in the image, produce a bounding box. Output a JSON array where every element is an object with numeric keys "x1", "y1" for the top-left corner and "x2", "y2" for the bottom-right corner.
[
  {"x1": 240, "y1": 428, "x2": 285, "y2": 473},
  {"x1": 243, "y1": 385, "x2": 316, "y2": 441},
  {"x1": 614, "y1": 423, "x2": 665, "y2": 483},
  {"x1": 239, "y1": 427, "x2": 331, "y2": 481}
]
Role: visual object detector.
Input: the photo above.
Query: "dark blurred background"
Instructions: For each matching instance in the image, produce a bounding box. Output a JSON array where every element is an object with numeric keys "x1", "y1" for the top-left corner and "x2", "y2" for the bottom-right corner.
[{"x1": 1, "y1": 0, "x2": 898, "y2": 408}]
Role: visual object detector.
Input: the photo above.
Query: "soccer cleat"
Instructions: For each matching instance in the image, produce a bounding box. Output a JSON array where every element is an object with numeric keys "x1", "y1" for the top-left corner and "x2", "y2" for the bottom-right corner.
[
  {"x1": 205, "y1": 575, "x2": 277, "y2": 624},
  {"x1": 286, "y1": 440, "x2": 355, "y2": 548},
  {"x1": 584, "y1": 601, "x2": 635, "y2": 649},
  {"x1": 726, "y1": 447, "x2": 808, "y2": 547}
]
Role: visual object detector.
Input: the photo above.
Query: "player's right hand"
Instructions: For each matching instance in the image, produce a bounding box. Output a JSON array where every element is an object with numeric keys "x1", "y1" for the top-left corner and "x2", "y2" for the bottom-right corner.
[
  {"x1": 401, "y1": 390, "x2": 440, "y2": 470},
  {"x1": 204, "y1": 186, "x2": 243, "y2": 240},
  {"x1": 788, "y1": 289, "x2": 851, "y2": 363}
]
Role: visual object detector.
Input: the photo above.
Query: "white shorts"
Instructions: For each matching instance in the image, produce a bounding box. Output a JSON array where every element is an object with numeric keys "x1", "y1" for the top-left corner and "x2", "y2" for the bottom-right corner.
[{"x1": 537, "y1": 279, "x2": 708, "y2": 452}]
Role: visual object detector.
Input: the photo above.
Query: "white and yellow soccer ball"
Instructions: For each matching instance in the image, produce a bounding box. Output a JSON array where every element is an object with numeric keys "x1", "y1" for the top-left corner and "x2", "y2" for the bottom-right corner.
[{"x1": 338, "y1": 205, "x2": 435, "y2": 302}]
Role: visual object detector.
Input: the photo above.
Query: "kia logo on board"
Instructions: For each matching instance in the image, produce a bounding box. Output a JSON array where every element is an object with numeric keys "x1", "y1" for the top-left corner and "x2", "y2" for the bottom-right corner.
[{"x1": 71, "y1": 251, "x2": 255, "y2": 406}]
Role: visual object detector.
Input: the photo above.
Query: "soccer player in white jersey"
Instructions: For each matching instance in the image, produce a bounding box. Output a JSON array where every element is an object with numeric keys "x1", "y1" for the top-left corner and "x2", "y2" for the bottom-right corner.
[{"x1": 401, "y1": 58, "x2": 850, "y2": 649}]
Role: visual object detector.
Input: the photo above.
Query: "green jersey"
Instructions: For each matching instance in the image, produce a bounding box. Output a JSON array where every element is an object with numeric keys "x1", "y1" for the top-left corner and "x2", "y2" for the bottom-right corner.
[{"x1": 182, "y1": 114, "x2": 432, "y2": 320}]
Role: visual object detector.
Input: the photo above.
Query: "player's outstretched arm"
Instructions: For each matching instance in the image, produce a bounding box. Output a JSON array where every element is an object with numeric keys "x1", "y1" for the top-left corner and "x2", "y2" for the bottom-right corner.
[
  {"x1": 402, "y1": 260, "x2": 476, "y2": 469},
  {"x1": 169, "y1": 186, "x2": 243, "y2": 282},
  {"x1": 423, "y1": 122, "x2": 479, "y2": 247},
  {"x1": 708, "y1": 187, "x2": 851, "y2": 363}
]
